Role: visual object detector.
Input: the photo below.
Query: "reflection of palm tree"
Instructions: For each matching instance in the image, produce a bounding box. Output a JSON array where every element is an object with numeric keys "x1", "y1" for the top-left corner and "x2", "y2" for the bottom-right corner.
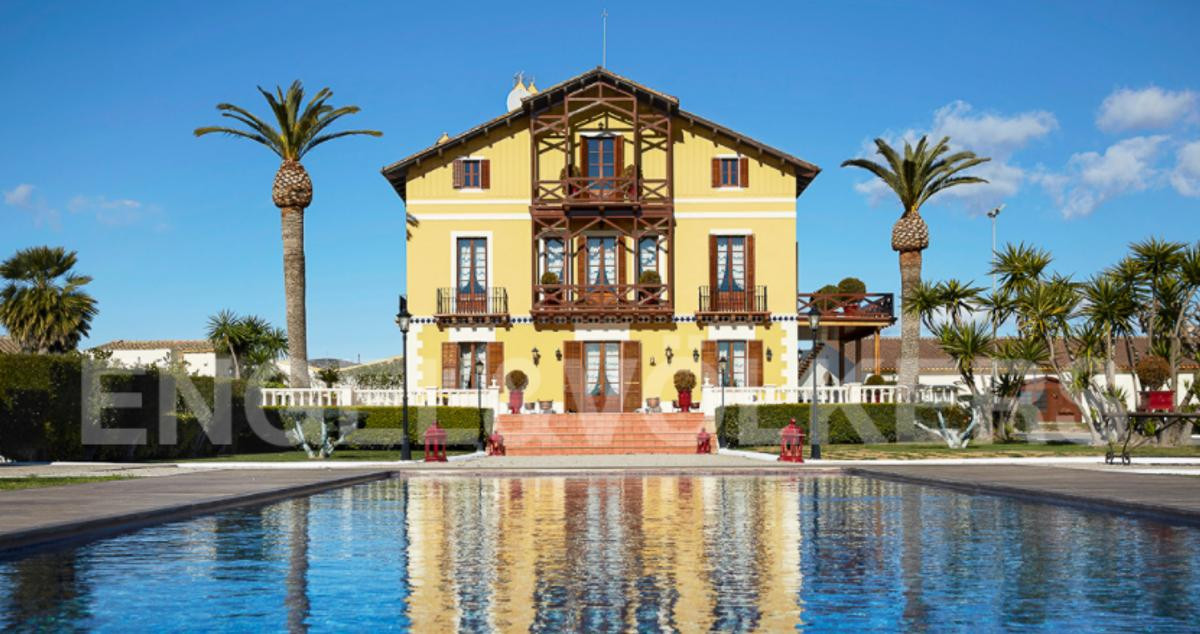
[
  {"x1": 286, "y1": 497, "x2": 311, "y2": 633},
  {"x1": 5, "y1": 550, "x2": 91, "y2": 628}
]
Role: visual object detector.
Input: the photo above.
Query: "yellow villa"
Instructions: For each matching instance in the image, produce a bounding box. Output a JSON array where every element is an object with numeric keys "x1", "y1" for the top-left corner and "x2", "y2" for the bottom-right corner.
[{"x1": 381, "y1": 68, "x2": 892, "y2": 417}]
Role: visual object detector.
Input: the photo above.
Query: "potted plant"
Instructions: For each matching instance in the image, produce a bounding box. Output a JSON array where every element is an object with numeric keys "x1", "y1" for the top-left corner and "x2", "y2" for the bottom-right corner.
[
  {"x1": 1135, "y1": 356, "x2": 1173, "y2": 412},
  {"x1": 674, "y1": 369, "x2": 696, "y2": 412},
  {"x1": 538, "y1": 399, "x2": 554, "y2": 413},
  {"x1": 645, "y1": 396, "x2": 661, "y2": 411},
  {"x1": 638, "y1": 269, "x2": 663, "y2": 304},
  {"x1": 505, "y1": 370, "x2": 529, "y2": 414},
  {"x1": 812, "y1": 283, "x2": 840, "y2": 312},
  {"x1": 540, "y1": 271, "x2": 561, "y2": 305},
  {"x1": 837, "y1": 277, "x2": 867, "y2": 315}
]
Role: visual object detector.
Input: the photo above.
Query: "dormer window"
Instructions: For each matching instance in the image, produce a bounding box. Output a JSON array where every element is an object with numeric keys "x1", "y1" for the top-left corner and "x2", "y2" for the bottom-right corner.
[
  {"x1": 711, "y1": 156, "x2": 749, "y2": 188},
  {"x1": 453, "y1": 158, "x2": 490, "y2": 189}
]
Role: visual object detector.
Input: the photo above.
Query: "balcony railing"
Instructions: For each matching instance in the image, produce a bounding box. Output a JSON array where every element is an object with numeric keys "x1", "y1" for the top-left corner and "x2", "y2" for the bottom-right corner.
[
  {"x1": 696, "y1": 285, "x2": 768, "y2": 323},
  {"x1": 697, "y1": 383, "x2": 960, "y2": 414},
  {"x1": 530, "y1": 283, "x2": 672, "y2": 321},
  {"x1": 796, "y1": 292, "x2": 894, "y2": 321},
  {"x1": 435, "y1": 287, "x2": 509, "y2": 326},
  {"x1": 532, "y1": 176, "x2": 671, "y2": 209}
]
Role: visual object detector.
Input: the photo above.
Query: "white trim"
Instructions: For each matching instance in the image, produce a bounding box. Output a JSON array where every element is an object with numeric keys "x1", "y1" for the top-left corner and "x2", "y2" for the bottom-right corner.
[
  {"x1": 447, "y1": 326, "x2": 497, "y2": 343},
  {"x1": 573, "y1": 325, "x2": 630, "y2": 341},
  {"x1": 714, "y1": 186, "x2": 745, "y2": 192},
  {"x1": 677, "y1": 211, "x2": 794, "y2": 219},
  {"x1": 707, "y1": 228, "x2": 754, "y2": 235},
  {"x1": 707, "y1": 324, "x2": 756, "y2": 339},
  {"x1": 449, "y1": 231, "x2": 493, "y2": 292},
  {"x1": 416, "y1": 213, "x2": 528, "y2": 221},
  {"x1": 408, "y1": 322, "x2": 426, "y2": 388},
  {"x1": 407, "y1": 199, "x2": 530, "y2": 206},
  {"x1": 675, "y1": 197, "x2": 795, "y2": 204}
]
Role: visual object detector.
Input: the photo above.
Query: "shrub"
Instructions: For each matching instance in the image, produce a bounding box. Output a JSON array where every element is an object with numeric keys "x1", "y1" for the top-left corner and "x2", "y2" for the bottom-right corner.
[
  {"x1": 316, "y1": 366, "x2": 341, "y2": 388},
  {"x1": 715, "y1": 402, "x2": 972, "y2": 447},
  {"x1": 540, "y1": 271, "x2": 560, "y2": 285},
  {"x1": 837, "y1": 277, "x2": 867, "y2": 295},
  {"x1": 638, "y1": 270, "x2": 662, "y2": 285},
  {"x1": 505, "y1": 370, "x2": 528, "y2": 391},
  {"x1": 673, "y1": 369, "x2": 696, "y2": 393},
  {"x1": 301, "y1": 405, "x2": 493, "y2": 448},
  {"x1": 813, "y1": 284, "x2": 840, "y2": 310},
  {"x1": 1135, "y1": 356, "x2": 1171, "y2": 391},
  {"x1": 864, "y1": 374, "x2": 887, "y2": 386}
]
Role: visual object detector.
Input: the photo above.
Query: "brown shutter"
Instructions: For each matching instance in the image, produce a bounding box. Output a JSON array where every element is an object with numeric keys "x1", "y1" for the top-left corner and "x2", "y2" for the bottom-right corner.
[
  {"x1": 745, "y1": 234, "x2": 756, "y2": 297},
  {"x1": 563, "y1": 341, "x2": 583, "y2": 413},
  {"x1": 452, "y1": 159, "x2": 464, "y2": 189},
  {"x1": 579, "y1": 137, "x2": 589, "y2": 180},
  {"x1": 708, "y1": 235, "x2": 719, "y2": 290},
  {"x1": 711, "y1": 158, "x2": 720, "y2": 188},
  {"x1": 614, "y1": 136, "x2": 624, "y2": 176},
  {"x1": 576, "y1": 236, "x2": 587, "y2": 286},
  {"x1": 441, "y1": 342, "x2": 459, "y2": 388},
  {"x1": 739, "y1": 157, "x2": 749, "y2": 188},
  {"x1": 622, "y1": 340, "x2": 641, "y2": 412},
  {"x1": 617, "y1": 237, "x2": 626, "y2": 286},
  {"x1": 701, "y1": 341, "x2": 717, "y2": 388},
  {"x1": 486, "y1": 342, "x2": 503, "y2": 390},
  {"x1": 748, "y1": 340, "x2": 764, "y2": 387},
  {"x1": 480, "y1": 159, "x2": 491, "y2": 190}
]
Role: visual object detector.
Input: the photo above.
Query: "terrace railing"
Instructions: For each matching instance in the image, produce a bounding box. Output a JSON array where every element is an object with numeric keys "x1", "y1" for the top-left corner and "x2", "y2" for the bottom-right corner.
[
  {"x1": 261, "y1": 387, "x2": 501, "y2": 410},
  {"x1": 696, "y1": 285, "x2": 769, "y2": 323},
  {"x1": 533, "y1": 176, "x2": 671, "y2": 209},
  {"x1": 435, "y1": 287, "x2": 510, "y2": 326},
  {"x1": 531, "y1": 283, "x2": 672, "y2": 321},
  {"x1": 796, "y1": 292, "x2": 895, "y2": 321},
  {"x1": 698, "y1": 383, "x2": 960, "y2": 414}
]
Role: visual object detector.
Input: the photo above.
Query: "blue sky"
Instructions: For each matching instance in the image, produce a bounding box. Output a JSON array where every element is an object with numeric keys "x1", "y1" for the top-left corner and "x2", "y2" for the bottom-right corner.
[{"x1": 2, "y1": 1, "x2": 1198, "y2": 361}]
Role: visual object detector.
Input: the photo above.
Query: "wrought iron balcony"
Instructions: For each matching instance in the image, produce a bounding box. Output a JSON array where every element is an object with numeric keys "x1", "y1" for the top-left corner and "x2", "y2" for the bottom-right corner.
[
  {"x1": 435, "y1": 287, "x2": 510, "y2": 327},
  {"x1": 696, "y1": 285, "x2": 769, "y2": 323},
  {"x1": 530, "y1": 283, "x2": 673, "y2": 323},
  {"x1": 796, "y1": 292, "x2": 894, "y2": 322}
]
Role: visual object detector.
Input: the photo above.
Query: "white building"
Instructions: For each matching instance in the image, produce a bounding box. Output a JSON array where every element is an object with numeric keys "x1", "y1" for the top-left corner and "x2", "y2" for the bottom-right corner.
[{"x1": 95, "y1": 339, "x2": 220, "y2": 377}]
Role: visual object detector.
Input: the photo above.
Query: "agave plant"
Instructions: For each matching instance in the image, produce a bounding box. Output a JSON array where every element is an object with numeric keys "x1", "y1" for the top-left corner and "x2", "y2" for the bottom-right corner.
[{"x1": 0, "y1": 246, "x2": 98, "y2": 353}]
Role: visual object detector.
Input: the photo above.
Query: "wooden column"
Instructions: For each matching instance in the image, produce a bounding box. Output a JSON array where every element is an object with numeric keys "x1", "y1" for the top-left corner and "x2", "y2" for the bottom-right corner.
[
  {"x1": 873, "y1": 328, "x2": 881, "y2": 376},
  {"x1": 855, "y1": 338, "x2": 862, "y2": 382}
]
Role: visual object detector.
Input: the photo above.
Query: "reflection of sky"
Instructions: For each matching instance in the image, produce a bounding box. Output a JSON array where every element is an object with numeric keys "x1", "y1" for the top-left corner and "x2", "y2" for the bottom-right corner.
[{"x1": 1, "y1": 475, "x2": 1199, "y2": 632}]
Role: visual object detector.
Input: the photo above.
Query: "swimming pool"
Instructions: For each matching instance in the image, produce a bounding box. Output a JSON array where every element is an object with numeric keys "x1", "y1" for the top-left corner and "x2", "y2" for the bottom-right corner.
[{"x1": 2, "y1": 474, "x2": 1198, "y2": 632}]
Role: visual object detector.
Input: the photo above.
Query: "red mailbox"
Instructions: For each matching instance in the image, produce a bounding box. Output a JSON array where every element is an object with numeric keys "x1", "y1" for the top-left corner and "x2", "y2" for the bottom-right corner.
[
  {"x1": 423, "y1": 422, "x2": 447, "y2": 462},
  {"x1": 779, "y1": 418, "x2": 805, "y2": 463},
  {"x1": 696, "y1": 428, "x2": 712, "y2": 454},
  {"x1": 487, "y1": 431, "x2": 506, "y2": 456}
]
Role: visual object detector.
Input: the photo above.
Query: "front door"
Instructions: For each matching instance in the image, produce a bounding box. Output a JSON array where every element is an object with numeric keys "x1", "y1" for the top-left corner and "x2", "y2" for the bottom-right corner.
[{"x1": 583, "y1": 342, "x2": 620, "y2": 412}]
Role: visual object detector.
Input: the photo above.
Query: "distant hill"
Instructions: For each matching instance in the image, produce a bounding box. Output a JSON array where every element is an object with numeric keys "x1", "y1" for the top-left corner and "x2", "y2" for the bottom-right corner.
[{"x1": 310, "y1": 358, "x2": 356, "y2": 369}]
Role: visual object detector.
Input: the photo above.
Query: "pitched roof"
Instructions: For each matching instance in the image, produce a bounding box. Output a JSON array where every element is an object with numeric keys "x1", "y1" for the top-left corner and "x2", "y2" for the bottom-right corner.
[
  {"x1": 0, "y1": 336, "x2": 19, "y2": 354},
  {"x1": 858, "y1": 336, "x2": 1198, "y2": 375},
  {"x1": 381, "y1": 67, "x2": 820, "y2": 200},
  {"x1": 95, "y1": 339, "x2": 215, "y2": 354}
]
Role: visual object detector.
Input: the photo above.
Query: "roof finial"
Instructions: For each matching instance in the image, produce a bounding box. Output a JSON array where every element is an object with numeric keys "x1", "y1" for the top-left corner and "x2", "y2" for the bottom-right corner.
[{"x1": 601, "y1": 10, "x2": 608, "y2": 68}]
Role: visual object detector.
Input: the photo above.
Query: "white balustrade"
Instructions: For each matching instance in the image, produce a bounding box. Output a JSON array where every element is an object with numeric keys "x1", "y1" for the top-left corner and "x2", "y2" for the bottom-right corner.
[
  {"x1": 260, "y1": 387, "x2": 500, "y2": 410},
  {"x1": 698, "y1": 382, "x2": 963, "y2": 413}
]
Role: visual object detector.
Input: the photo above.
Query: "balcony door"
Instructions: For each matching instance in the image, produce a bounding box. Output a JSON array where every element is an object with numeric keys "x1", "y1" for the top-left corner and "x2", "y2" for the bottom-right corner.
[
  {"x1": 709, "y1": 235, "x2": 755, "y2": 311},
  {"x1": 582, "y1": 236, "x2": 623, "y2": 305},
  {"x1": 456, "y1": 237, "x2": 487, "y2": 313},
  {"x1": 580, "y1": 134, "x2": 623, "y2": 198}
]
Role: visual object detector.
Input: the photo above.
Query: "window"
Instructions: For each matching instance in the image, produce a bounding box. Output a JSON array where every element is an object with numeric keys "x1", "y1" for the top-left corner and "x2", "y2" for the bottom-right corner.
[
  {"x1": 715, "y1": 341, "x2": 748, "y2": 387},
  {"x1": 458, "y1": 342, "x2": 488, "y2": 389},
  {"x1": 584, "y1": 136, "x2": 617, "y2": 190},
  {"x1": 584, "y1": 342, "x2": 620, "y2": 396},
  {"x1": 453, "y1": 158, "x2": 489, "y2": 189},
  {"x1": 714, "y1": 236, "x2": 746, "y2": 292},
  {"x1": 540, "y1": 237, "x2": 564, "y2": 282},
  {"x1": 456, "y1": 238, "x2": 487, "y2": 295},
  {"x1": 712, "y1": 156, "x2": 749, "y2": 188},
  {"x1": 586, "y1": 236, "x2": 617, "y2": 285},
  {"x1": 637, "y1": 236, "x2": 658, "y2": 279}
]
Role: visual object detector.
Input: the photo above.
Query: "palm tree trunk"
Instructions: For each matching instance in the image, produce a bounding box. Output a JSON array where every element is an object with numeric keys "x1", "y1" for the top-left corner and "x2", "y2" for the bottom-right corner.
[
  {"x1": 898, "y1": 249, "x2": 922, "y2": 394},
  {"x1": 281, "y1": 207, "x2": 310, "y2": 388}
]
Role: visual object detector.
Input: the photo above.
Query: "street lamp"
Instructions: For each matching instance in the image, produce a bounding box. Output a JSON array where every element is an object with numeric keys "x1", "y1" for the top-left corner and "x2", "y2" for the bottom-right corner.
[
  {"x1": 474, "y1": 358, "x2": 485, "y2": 452},
  {"x1": 808, "y1": 306, "x2": 821, "y2": 460},
  {"x1": 395, "y1": 295, "x2": 412, "y2": 461},
  {"x1": 987, "y1": 205, "x2": 1004, "y2": 387},
  {"x1": 718, "y1": 355, "x2": 728, "y2": 410}
]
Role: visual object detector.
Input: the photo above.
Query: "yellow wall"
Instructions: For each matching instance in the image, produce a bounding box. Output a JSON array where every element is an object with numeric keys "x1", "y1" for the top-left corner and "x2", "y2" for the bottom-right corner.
[{"x1": 403, "y1": 101, "x2": 803, "y2": 402}]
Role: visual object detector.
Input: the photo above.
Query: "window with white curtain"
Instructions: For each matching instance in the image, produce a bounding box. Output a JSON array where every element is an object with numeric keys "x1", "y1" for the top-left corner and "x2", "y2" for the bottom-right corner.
[
  {"x1": 715, "y1": 236, "x2": 745, "y2": 292},
  {"x1": 587, "y1": 237, "x2": 617, "y2": 285},
  {"x1": 716, "y1": 340, "x2": 747, "y2": 387},
  {"x1": 541, "y1": 237, "x2": 564, "y2": 281}
]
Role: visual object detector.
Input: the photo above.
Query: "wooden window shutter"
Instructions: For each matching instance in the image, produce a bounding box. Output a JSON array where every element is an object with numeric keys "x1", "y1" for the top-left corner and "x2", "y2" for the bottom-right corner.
[
  {"x1": 621, "y1": 340, "x2": 641, "y2": 412},
  {"x1": 748, "y1": 340, "x2": 764, "y2": 387},
  {"x1": 701, "y1": 341, "x2": 717, "y2": 388},
  {"x1": 739, "y1": 157, "x2": 749, "y2": 188},
  {"x1": 745, "y1": 234, "x2": 756, "y2": 292},
  {"x1": 562, "y1": 341, "x2": 583, "y2": 413},
  {"x1": 576, "y1": 236, "x2": 587, "y2": 285},
  {"x1": 441, "y1": 342, "x2": 459, "y2": 388},
  {"x1": 480, "y1": 159, "x2": 491, "y2": 189},
  {"x1": 452, "y1": 159, "x2": 464, "y2": 189},
  {"x1": 711, "y1": 158, "x2": 720, "y2": 188},
  {"x1": 486, "y1": 342, "x2": 503, "y2": 390},
  {"x1": 708, "y1": 235, "x2": 719, "y2": 289},
  {"x1": 579, "y1": 137, "x2": 589, "y2": 179},
  {"x1": 617, "y1": 237, "x2": 626, "y2": 286},
  {"x1": 614, "y1": 136, "x2": 624, "y2": 176}
]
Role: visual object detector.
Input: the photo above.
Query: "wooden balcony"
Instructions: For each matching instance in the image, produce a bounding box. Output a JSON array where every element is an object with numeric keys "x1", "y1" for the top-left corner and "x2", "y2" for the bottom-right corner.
[
  {"x1": 696, "y1": 286, "x2": 769, "y2": 324},
  {"x1": 435, "y1": 287, "x2": 510, "y2": 327},
  {"x1": 532, "y1": 176, "x2": 671, "y2": 210},
  {"x1": 530, "y1": 284, "x2": 673, "y2": 323},
  {"x1": 796, "y1": 292, "x2": 895, "y2": 340}
]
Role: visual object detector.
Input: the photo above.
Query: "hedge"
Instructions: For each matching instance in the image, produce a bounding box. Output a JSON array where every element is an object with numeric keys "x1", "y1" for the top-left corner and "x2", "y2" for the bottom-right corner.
[
  {"x1": 265, "y1": 406, "x2": 493, "y2": 448},
  {"x1": 715, "y1": 403, "x2": 972, "y2": 447}
]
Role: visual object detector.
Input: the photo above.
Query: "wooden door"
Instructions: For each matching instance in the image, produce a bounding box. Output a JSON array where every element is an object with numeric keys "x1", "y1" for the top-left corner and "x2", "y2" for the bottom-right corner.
[
  {"x1": 582, "y1": 342, "x2": 621, "y2": 412},
  {"x1": 710, "y1": 236, "x2": 749, "y2": 311},
  {"x1": 456, "y1": 237, "x2": 487, "y2": 313},
  {"x1": 583, "y1": 236, "x2": 622, "y2": 306}
]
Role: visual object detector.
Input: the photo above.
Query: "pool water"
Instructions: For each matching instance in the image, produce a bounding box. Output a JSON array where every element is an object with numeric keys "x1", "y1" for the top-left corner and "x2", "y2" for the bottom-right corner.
[{"x1": 2, "y1": 475, "x2": 1198, "y2": 632}]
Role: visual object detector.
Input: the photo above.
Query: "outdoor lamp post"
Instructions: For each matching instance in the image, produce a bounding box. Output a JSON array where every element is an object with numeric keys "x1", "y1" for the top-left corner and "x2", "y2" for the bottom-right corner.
[
  {"x1": 718, "y1": 355, "x2": 728, "y2": 410},
  {"x1": 986, "y1": 205, "x2": 1004, "y2": 387},
  {"x1": 474, "y1": 359, "x2": 485, "y2": 452},
  {"x1": 808, "y1": 306, "x2": 822, "y2": 460},
  {"x1": 395, "y1": 295, "x2": 412, "y2": 461}
]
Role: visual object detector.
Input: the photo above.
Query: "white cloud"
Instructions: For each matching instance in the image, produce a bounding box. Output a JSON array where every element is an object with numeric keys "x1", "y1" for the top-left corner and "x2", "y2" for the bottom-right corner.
[
  {"x1": 68, "y1": 195, "x2": 147, "y2": 226},
  {"x1": 1171, "y1": 140, "x2": 1200, "y2": 197},
  {"x1": 1097, "y1": 86, "x2": 1197, "y2": 132},
  {"x1": 3, "y1": 183, "x2": 60, "y2": 228},
  {"x1": 850, "y1": 101, "x2": 1057, "y2": 213},
  {"x1": 1038, "y1": 135, "x2": 1167, "y2": 218}
]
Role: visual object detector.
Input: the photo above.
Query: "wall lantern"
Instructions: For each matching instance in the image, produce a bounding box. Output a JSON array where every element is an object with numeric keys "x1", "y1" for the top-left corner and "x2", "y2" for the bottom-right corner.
[
  {"x1": 649, "y1": 356, "x2": 657, "y2": 367},
  {"x1": 766, "y1": 348, "x2": 773, "y2": 362},
  {"x1": 693, "y1": 348, "x2": 700, "y2": 363},
  {"x1": 664, "y1": 346, "x2": 674, "y2": 364},
  {"x1": 555, "y1": 348, "x2": 563, "y2": 362},
  {"x1": 532, "y1": 347, "x2": 541, "y2": 365}
]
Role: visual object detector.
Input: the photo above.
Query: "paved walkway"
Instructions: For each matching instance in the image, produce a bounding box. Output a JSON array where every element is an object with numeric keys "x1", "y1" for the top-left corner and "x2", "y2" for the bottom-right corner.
[
  {"x1": 0, "y1": 469, "x2": 390, "y2": 552},
  {"x1": 847, "y1": 464, "x2": 1200, "y2": 525}
]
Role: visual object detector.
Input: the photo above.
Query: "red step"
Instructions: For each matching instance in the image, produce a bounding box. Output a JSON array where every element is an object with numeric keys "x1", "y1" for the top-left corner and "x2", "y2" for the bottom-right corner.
[{"x1": 493, "y1": 413, "x2": 714, "y2": 456}]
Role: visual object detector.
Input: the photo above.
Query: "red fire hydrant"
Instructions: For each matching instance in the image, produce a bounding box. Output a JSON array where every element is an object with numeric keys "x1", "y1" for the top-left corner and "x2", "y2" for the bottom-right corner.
[
  {"x1": 779, "y1": 418, "x2": 805, "y2": 463},
  {"x1": 487, "y1": 431, "x2": 506, "y2": 456},
  {"x1": 423, "y1": 422, "x2": 447, "y2": 462},
  {"x1": 696, "y1": 428, "x2": 712, "y2": 454}
]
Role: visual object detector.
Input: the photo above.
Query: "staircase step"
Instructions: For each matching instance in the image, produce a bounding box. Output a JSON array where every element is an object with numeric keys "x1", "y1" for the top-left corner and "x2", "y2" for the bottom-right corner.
[{"x1": 493, "y1": 412, "x2": 714, "y2": 456}]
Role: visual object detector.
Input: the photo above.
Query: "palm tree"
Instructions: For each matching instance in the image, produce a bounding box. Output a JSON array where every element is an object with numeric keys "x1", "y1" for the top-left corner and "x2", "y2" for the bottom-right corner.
[
  {"x1": 206, "y1": 309, "x2": 247, "y2": 379},
  {"x1": 0, "y1": 246, "x2": 98, "y2": 353},
  {"x1": 842, "y1": 136, "x2": 990, "y2": 392},
  {"x1": 195, "y1": 82, "x2": 382, "y2": 387}
]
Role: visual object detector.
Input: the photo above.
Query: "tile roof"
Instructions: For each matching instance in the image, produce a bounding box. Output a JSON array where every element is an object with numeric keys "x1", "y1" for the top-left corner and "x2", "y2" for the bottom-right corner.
[
  {"x1": 95, "y1": 339, "x2": 215, "y2": 354},
  {"x1": 0, "y1": 336, "x2": 19, "y2": 354},
  {"x1": 857, "y1": 336, "x2": 1197, "y2": 375}
]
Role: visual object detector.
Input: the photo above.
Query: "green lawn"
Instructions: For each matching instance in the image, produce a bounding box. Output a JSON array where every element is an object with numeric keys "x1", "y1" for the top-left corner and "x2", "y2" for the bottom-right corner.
[
  {"x1": 173, "y1": 448, "x2": 473, "y2": 463},
  {"x1": 0, "y1": 475, "x2": 133, "y2": 491},
  {"x1": 744, "y1": 443, "x2": 1200, "y2": 460}
]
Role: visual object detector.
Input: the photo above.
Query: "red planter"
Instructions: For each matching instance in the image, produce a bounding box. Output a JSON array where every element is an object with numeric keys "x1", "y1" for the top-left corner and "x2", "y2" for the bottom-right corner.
[
  {"x1": 508, "y1": 390, "x2": 524, "y2": 414},
  {"x1": 678, "y1": 390, "x2": 692, "y2": 412},
  {"x1": 1140, "y1": 390, "x2": 1174, "y2": 412}
]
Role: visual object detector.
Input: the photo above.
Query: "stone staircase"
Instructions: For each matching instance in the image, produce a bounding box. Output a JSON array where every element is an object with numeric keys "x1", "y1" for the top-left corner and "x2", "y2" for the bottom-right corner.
[
  {"x1": 797, "y1": 342, "x2": 826, "y2": 380},
  {"x1": 493, "y1": 413, "x2": 714, "y2": 456}
]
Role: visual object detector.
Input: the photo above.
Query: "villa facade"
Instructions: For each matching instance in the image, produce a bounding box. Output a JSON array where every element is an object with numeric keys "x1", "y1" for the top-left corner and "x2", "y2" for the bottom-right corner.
[{"x1": 381, "y1": 68, "x2": 894, "y2": 414}]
